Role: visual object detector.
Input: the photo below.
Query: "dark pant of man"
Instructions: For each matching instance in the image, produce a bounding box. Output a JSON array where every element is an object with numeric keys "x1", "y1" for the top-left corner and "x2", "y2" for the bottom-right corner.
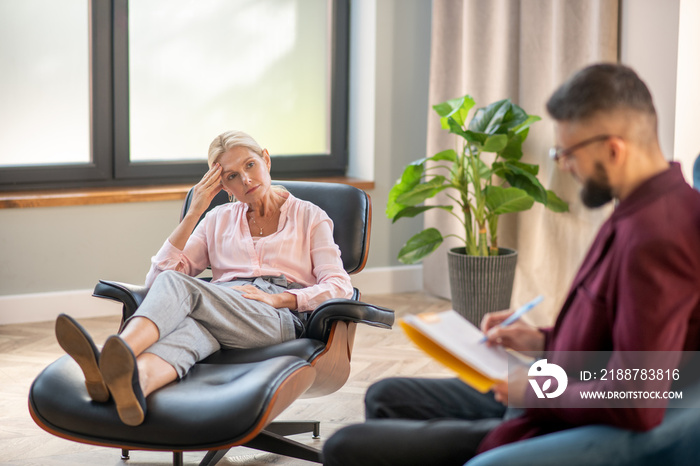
[{"x1": 322, "y1": 377, "x2": 507, "y2": 466}]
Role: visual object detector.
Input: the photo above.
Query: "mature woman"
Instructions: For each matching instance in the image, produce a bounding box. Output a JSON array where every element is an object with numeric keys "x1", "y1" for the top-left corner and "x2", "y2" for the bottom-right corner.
[{"x1": 55, "y1": 130, "x2": 354, "y2": 426}]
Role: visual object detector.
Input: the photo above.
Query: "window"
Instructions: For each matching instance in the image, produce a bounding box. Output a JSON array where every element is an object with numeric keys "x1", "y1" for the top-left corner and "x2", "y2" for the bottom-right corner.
[{"x1": 0, "y1": 0, "x2": 349, "y2": 190}]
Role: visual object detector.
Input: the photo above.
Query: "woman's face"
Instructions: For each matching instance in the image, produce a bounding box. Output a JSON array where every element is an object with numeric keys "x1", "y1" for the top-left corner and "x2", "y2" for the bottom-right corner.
[{"x1": 218, "y1": 146, "x2": 272, "y2": 203}]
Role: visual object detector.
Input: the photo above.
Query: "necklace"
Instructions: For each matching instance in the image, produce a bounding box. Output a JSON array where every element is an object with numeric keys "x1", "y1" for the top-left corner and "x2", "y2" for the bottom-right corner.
[{"x1": 249, "y1": 211, "x2": 276, "y2": 236}]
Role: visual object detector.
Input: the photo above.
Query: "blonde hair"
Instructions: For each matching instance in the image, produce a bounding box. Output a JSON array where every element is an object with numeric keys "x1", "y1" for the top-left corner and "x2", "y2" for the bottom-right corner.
[
  {"x1": 207, "y1": 130, "x2": 263, "y2": 168},
  {"x1": 208, "y1": 130, "x2": 287, "y2": 199}
]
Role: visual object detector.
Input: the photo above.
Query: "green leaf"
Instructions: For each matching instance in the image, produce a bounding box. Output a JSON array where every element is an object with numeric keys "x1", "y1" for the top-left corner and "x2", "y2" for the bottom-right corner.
[
  {"x1": 398, "y1": 228, "x2": 444, "y2": 264},
  {"x1": 490, "y1": 161, "x2": 515, "y2": 178},
  {"x1": 498, "y1": 130, "x2": 526, "y2": 160},
  {"x1": 506, "y1": 174, "x2": 547, "y2": 204},
  {"x1": 387, "y1": 188, "x2": 408, "y2": 220},
  {"x1": 447, "y1": 118, "x2": 470, "y2": 139},
  {"x1": 482, "y1": 134, "x2": 508, "y2": 153},
  {"x1": 507, "y1": 161, "x2": 539, "y2": 175},
  {"x1": 464, "y1": 130, "x2": 488, "y2": 145},
  {"x1": 492, "y1": 161, "x2": 539, "y2": 178},
  {"x1": 468, "y1": 99, "x2": 508, "y2": 133},
  {"x1": 430, "y1": 149, "x2": 458, "y2": 163},
  {"x1": 512, "y1": 115, "x2": 541, "y2": 134},
  {"x1": 484, "y1": 186, "x2": 535, "y2": 215},
  {"x1": 433, "y1": 95, "x2": 476, "y2": 128},
  {"x1": 403, "y1": 149, "x2": 457, "y2": 168},
  {"x1": 396, "y1": 176, "x2": 447, "y2": 206},
  {"x1": 498, "y1": 104, "x2": 529, "y2": 132},
  {"x1": 386, "y1": 162, "x2": 425, "y2": 219},
  {"x1": 492, "y1": 161, "x2": 547, "y2": 204},
  {"x1": 545, "y1": 190, "x2": 569, "y2": 212},
  {"x1": 392, "y1": 205, "x2": 453, "y2": 223},
  {"x1": 468, "y1": 99, "x2": 530, "y2": 135},
  {"x1": 467, "y1": 157, "x2": 492, "y2": 181},
  {"x1": 497, "y1": 115, "x2": 540, "y2": 160}
]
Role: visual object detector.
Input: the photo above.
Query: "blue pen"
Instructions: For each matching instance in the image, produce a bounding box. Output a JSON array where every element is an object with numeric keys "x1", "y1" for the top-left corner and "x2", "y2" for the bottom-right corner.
[{"x1": 479, "y1": 295, "x2": 544, "y2": 343}]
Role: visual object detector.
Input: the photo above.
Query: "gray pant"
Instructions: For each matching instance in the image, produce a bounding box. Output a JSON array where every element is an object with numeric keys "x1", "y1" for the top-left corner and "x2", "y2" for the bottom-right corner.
[{"x1": 131, "y1": 270, "x2": 300, "y2": 378}]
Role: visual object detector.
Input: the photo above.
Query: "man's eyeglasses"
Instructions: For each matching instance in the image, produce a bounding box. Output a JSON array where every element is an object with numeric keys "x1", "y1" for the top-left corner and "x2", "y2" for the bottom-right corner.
[{"x1": 549, "y1": 134, "x2": 616, "y2": 165}]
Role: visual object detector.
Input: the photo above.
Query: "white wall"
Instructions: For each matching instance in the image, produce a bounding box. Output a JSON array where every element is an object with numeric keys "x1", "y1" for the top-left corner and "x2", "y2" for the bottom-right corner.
[
  {"x1": 619, "y1": 0, "x2": 680, "y2": 159},
  {"x1": 620, "y1": 0, "x2": 700, "y2": 183},
  {"x1": 347, "y1": 0, "x2": 376, "y2": 181},
  {"x1": 0, "y1": 0, "x2": 433, "y2": 323},
  {"x1": 362, "y1": 0, "x2": 432, "y2": 269}
]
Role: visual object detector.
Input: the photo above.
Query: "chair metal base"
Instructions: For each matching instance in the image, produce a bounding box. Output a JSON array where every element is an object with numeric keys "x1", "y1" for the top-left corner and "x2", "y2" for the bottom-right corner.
[
  {"x1": 242, "y1": 427, "x2": 322, "y2": 463},
  {"x1": 119, "y1": 420, "x2": 323, "y2": 466},
  {"x1": 203, "y1": 421, "x2": 323, "y2": 465},
  {"x1": 266, "y1": 420, "x2": 321, "y2": 439}
]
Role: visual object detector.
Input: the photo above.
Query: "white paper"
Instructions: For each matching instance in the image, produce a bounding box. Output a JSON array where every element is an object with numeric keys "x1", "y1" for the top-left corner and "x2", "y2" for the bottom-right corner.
[{"x1": 403, "y1": 310, "x2": 509, "y2": 380}]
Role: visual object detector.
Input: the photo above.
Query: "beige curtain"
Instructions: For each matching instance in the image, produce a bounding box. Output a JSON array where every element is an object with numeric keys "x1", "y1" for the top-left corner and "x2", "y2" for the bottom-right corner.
[{"x1": 424, "y1": 0, "x2": 619, "y2": 326}]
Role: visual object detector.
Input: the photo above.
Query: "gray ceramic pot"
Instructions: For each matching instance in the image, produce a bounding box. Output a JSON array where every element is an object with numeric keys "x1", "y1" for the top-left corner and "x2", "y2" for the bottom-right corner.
[{"x1": 447, "y1": 247, "x2": 518, "y2": 325}]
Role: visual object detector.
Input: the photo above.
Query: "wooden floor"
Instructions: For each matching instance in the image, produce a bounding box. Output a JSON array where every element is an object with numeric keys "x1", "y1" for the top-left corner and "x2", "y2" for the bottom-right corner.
[{"x1": 0, "y1": 292, "x2": 453, "y2": 465}]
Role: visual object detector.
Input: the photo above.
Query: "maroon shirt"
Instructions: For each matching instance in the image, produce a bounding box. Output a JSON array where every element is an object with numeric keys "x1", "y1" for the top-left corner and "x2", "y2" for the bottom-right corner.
[{"x1": 479, "y1": 163, "x2": 700, "y2": 452}]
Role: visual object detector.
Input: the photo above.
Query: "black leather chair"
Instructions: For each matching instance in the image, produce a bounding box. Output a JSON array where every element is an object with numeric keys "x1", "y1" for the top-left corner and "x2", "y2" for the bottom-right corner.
[{"x1": 29, "y1": 181, "x2": 394, "y2": 465}]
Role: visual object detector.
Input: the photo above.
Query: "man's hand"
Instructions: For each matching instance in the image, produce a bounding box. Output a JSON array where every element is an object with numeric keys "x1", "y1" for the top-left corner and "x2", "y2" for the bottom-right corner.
[
  {"x1": 492, "y1": 365, "x2": 529, "y2": 406},
  {"x1": 480, "y1": 309, "x2": 545, "y2": 353}
]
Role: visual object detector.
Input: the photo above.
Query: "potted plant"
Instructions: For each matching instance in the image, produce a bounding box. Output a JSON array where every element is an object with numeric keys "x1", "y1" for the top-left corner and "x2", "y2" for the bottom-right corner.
[{"x1": 387, "y1": 95, "x2": 569, "y2": 323}]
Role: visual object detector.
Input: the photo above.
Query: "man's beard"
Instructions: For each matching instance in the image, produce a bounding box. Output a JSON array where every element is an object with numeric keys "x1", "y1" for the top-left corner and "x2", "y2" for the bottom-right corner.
[{"x1": 581, "y1": 162, "x2": 613, "y2": 208}]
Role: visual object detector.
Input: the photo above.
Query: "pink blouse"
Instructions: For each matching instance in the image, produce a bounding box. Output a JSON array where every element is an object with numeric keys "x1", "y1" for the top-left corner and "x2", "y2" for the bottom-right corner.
[{"x1": 145, "y1": 194, "x2": 354, "y2": 311}]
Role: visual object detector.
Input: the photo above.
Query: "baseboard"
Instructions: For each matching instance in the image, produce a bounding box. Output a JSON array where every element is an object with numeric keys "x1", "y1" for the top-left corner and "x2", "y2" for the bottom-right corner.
[
  {"x1": 0, "y1": 289, "x2": 122, "y2": 326},
  {"x1": 0, "y1": 266, "x2": 423, "y2": 325},
  {"x1": 350, "y1": 265, "x2": 423, "y2": 295}
]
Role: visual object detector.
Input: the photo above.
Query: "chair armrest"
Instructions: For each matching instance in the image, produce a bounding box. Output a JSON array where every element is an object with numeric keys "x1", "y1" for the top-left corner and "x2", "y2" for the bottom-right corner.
[
  {"x1": 93, "y1": 280, "x2": 148, "y2": 320},
  {"x1": 304, "y1": 299, "x2": 395, "y2": 342}
]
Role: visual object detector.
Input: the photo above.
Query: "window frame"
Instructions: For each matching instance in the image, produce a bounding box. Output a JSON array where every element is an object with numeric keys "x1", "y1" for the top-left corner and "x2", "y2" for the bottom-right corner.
[
  {"x1": 0, "y1": 0, "x2": 113, "y2": 189},
  {"x1": 0, "y1": 0, "x2": 349, "y2": 191}
]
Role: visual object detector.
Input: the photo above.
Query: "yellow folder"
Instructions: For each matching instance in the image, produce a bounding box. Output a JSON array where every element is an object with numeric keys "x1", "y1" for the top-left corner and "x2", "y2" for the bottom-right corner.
[{"x1": 399, "y1": 311, "x2": 508, "y2": 393}]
